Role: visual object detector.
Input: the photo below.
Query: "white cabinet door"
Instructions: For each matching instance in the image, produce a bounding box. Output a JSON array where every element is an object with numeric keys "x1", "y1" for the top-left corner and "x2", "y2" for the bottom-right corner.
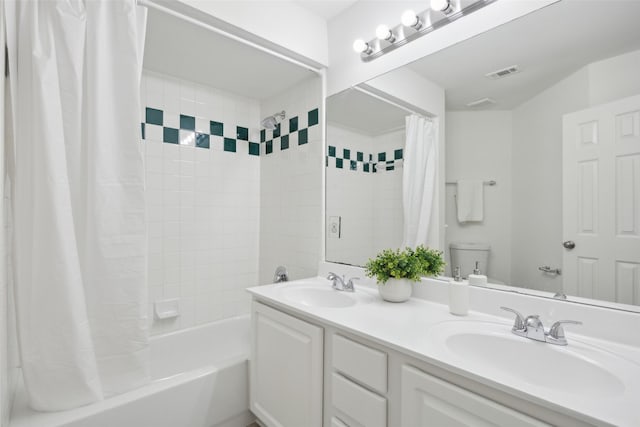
[
  {"x1": 563, "y1": 94, "x2": 640, "y2": 303},
  {"x1": 250, "y1": 302, "x2": 324, "y2": 427},
  {"x1": 401, "y1": 365, "x2": 549, "y2": 427}
]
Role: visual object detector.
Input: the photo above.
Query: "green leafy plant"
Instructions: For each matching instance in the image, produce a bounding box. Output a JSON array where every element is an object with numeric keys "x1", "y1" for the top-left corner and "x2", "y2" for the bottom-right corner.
[{"x1": 364, "y1": 245, "x2": 445, "y2": 285}]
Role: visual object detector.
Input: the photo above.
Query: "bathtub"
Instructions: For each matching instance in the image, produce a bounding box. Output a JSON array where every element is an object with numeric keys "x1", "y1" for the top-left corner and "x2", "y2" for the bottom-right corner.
[{"x1": 9, "y1": 315, "x2": 253, "y2": 427}]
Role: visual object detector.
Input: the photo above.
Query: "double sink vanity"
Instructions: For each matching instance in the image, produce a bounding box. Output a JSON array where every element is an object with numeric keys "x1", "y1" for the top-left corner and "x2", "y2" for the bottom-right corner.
[{"x1": 247, "y1": 271, "x2": 640, "y2": 427}]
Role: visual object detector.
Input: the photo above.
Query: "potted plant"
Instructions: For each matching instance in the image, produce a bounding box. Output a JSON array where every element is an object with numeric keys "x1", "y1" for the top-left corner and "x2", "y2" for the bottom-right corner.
[{"x1": 364, "y1": 245, "x2": 445, "y2": 302}]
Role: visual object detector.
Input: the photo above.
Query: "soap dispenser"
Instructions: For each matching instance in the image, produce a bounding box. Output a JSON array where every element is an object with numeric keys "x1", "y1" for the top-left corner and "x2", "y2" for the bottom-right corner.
[
  {"x1": 468, "y1": 261, "x2": 488, "y2": 286},
  {"x1": 449, "y1": 267, "x2": 469, "y2": 316}
]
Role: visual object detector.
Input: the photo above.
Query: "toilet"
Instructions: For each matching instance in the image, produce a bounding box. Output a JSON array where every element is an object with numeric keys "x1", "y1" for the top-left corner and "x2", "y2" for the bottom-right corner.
[{"x1": 449, "y1": 242, "x2": 491, "y2": 280}]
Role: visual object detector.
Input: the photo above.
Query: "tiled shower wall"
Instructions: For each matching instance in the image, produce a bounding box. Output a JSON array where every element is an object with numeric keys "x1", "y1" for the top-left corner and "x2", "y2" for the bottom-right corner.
[
  {"x1": 259, "y1": 76, "x2": 323, "y2": 284},
  {"x1": 141, "y1": 70, "x2": 261, "y2": 335}
]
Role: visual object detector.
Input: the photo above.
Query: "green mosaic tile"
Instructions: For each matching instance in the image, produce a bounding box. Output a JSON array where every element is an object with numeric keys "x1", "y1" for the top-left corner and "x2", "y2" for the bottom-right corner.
[
  {"x1": 373, "y1": 164, "x2": 377, "y2": 173},
  {"x1": 378, "y1": 152, "x2": 386, "y2": 162},
  {"x1": 326, "y1": 156, "x2": 329, "y2": 167},
  {"x1": 289, "y1": 116, "x2": 298, "y2": 133},
  {"x1": 281, "y1": 134, "x2": 289, "y2": 150},
  {"x1": 336, "y1": 158, "x2": 343, "y2": 169},
  {"x1": 273, "y1": 123, "x2": 281, "y2": 138},
  {"x1": 266, "y1": 140, "x2": 273, "y2": 154},
  {"x1": 146, "y1": 108, "x2": 163, "y2": 126},
  {"x1": 299, "y1": 128, "x2": 308, "y2": 145},
  {"x1": 343, "y1": 148, "x2": 350, "y2": 159},
  {"x1": 369, "y1": 154, "x2": 373, "y2": 161},
  {"x1": 387, "y1": 165, "x2": 395, "y2": 171},
  {"x1": 141, "y1": 123, "x2": 145, "y2": 140},
  {"x1": 210, "y1": 121, "x2": 223, "y2": 136},
  {"x1": 224, "y1": 138, "x2": 236, "y2": 152},
  {"x1": 350, "y1": 160, "x2": 357, "y2": 171},
  {"x1": 163, "y1": 127, "x2": 179, "y2": 144},
  {"x1": 260, "y1": 129, "x2": 266, "y2": 143},
  {"x1": 236, "y1": 126, "x2": 249, "y2": 141},
  {"x1": 249, "y1": 142, "x2": 260, "y2": 156},
  {"x1": 308, "y1": 108, "x2": 319, "y2": 126},
  {"x1": 357, "y1": 151, "x2": 363, "y2": 162},
  {"x1": 328, "y1": 146, "x2": 336, "y2": 157},
  {"x1": 180, "y1": 114, "x2": 195, "y2": 130},
  {"x1": 394, "y1": 149, "x2": 403, "y2": 160},
  {"x1": 364, "y1": 163, "x2": 370, "y2": 172},
  {"x1": 196, "y1": 133, "x2": 209, "y2": 149}
]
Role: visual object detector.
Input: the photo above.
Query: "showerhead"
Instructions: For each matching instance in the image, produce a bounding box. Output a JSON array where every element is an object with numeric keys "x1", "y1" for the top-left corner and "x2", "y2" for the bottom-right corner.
[{"x1": 261, "y1": 110, "x2": 286, "y2": 130}]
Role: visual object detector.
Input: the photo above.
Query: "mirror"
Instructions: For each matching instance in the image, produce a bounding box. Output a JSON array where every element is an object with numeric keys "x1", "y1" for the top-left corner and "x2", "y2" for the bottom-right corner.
[{"x1": 325, "y1": 0, "x2": 640, "y2": 310}]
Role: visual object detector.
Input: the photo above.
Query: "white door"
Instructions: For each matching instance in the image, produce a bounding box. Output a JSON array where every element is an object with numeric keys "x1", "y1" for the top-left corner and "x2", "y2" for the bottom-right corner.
[
  {"x1": 563, "y1": 94, "x2": 640, "y2": 304},
  {"x1": 250, "y1": 302, "x2": 324, "y2": 427},
  {"x1": 400, "y1": 365, "x2": 549, "y2": 427}
]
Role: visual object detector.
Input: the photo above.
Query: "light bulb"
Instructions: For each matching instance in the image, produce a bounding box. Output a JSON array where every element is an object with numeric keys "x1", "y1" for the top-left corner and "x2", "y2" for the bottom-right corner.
[
  {"x1": 352, "y1": 39, "x2": 369, "y2": 53},
  {"x1": 431, "y1": 0, "x2": 453, "y2": 13},
  {"x1": 375, "y1": 24, "x2": 393, "y2": 41},
  {"x1": 401, "y1": 10, "x2": 420, "y2": 28}
]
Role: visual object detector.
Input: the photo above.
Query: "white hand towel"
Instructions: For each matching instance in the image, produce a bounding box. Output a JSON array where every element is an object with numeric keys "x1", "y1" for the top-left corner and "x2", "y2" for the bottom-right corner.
[{"x1": 457, "y1": 179, "x2": 484, "y2": 222}]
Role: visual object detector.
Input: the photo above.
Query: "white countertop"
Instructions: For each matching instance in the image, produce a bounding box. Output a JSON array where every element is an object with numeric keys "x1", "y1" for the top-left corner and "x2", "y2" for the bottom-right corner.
[{"x1": 247, "y1": 277, "x2": 640, "y2": 427}]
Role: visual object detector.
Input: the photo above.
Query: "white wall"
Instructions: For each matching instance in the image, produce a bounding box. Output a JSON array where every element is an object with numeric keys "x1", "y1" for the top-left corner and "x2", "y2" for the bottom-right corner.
[
  {"x1": 171, "y1": 0, "x2": 329, "y2": 67},
  {"x1": 445, "y1": 111, "x2": 512, "y2": 283},
  {"x1": 327, "y1": 0, "x2": 558, "y2": 96},
  {"x1": 142, "y1": 70, "x2": 261, "y2": 335},
  {"x1": 259, "y1": 76, "x2": 323, "y2": 284},
  {"x1": 510, "y1": 49, "x2": 640, "y2": 293}
]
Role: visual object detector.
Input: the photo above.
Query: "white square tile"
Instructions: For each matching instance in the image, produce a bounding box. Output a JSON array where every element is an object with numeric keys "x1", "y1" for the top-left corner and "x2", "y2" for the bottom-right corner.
[
  {"x1": 146, "y1": 124, "x2": 163, "y2": 142},
  {"x1": 179, "y1": 130, "x2": 196, "y2": 147}
]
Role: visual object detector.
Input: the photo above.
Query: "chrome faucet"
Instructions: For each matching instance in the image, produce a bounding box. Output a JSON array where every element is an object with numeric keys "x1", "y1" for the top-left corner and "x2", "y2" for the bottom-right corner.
[
  {"x1": 327, "y1": 272, "x2": 358, "y2": 292},
  {"x1": 500, "y1": 306, "x2": 582, "y2": 346}
]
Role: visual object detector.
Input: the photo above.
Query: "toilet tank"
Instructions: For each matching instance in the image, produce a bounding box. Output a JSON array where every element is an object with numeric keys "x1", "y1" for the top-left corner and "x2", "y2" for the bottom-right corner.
[{"x1": 449, "y1": 242, "x2": 491, "y2": 278}]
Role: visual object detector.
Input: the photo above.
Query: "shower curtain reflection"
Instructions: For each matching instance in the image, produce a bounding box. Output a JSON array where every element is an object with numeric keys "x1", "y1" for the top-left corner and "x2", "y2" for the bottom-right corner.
[{"x1": 5, "y1": 0, "x2": 149, "y2": 411}]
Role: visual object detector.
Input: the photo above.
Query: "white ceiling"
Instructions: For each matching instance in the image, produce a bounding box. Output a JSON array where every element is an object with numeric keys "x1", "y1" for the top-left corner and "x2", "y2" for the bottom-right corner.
[
  {"x1": 327, "y1": 88, "x2": 407, "y2": 135},
  {"x1": 406, "y1": 0, "x2": 640, "y2": 110},
  {"x1": 143, "y1": 8, "x2": 315, "y2": 101},
  {"x1": 293, "y1": 0, "x2": 359, "y2": 21}
]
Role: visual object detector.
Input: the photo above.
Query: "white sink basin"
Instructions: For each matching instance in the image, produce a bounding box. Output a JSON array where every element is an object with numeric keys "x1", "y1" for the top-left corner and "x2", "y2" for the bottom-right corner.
[
  {"x1": 279, "y1": 285, "x2": 373, "y2": 308},
  {"x1": 427, "y1": 320, "x2": 637, "y2": 398}
]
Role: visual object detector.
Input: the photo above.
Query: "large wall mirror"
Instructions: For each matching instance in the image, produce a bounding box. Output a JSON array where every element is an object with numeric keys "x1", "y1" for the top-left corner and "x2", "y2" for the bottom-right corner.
[{"x1": 325, "y1": 0, "x2": 640, "y2": 310}]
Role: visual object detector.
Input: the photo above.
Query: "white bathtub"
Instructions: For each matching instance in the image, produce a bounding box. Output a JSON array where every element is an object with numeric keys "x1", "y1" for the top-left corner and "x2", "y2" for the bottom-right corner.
[{"x1": 10, "y1": 315, "x2": 253, "y2": 427}]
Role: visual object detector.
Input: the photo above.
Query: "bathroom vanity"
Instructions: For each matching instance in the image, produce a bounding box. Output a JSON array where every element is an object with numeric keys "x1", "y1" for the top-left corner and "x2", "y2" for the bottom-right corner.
[{"x1": 247, "y1": 276, "x2": 640, "y2": 427}]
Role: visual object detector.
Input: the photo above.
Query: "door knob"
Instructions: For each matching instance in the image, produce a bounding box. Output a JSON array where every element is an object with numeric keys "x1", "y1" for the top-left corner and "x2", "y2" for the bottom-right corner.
[{"x1": 563, "y1": 240, "x2": 576, "y2": 249}]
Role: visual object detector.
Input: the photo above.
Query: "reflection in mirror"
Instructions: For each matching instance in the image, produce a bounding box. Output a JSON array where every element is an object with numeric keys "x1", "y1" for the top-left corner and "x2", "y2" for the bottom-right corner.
[
  {"x1": 325, "y1": 88, "x2": 407, "y2": 266},
  {"x1": 325, "y1": 0, "x2": 640, "y2": 310}
]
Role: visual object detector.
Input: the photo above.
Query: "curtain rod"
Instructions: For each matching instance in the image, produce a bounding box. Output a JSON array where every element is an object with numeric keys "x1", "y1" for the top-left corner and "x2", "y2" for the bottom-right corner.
[
  {"x1": 137, "y1": 0, "x2": 323, "y2": 75},
  {"x1": 351, "y1": 86, "x2": 422, "y2": 116}
]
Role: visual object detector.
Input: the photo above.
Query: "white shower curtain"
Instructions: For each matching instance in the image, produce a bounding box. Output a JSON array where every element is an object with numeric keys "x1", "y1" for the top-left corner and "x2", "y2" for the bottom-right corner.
[
  {"x1": 402, "y1": 115, "x2": 440, "y2": 249},
  {"x1": 5, "y1": 0, "x2": 148, "y2": 411}
]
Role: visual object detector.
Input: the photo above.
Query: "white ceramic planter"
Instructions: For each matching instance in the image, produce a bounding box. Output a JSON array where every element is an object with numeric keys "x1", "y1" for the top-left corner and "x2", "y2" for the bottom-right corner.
[{"x1": 378, "y1": 278, "x2": 413, "y2": 302}]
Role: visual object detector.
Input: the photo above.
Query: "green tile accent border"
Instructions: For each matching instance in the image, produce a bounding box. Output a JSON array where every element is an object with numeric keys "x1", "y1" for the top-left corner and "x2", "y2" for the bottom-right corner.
[
  {"x1": 210, "y1": 121, "x2": 224, "y2": 136},
  {"x1": 325, "y1": 144, "x2": 404, "y2": 173},
  {"x1": 143, "y1": 105, "x2": 320, "y2": 156},
  {"x1": 163, "y1": 127, "x2": 179, "y2": 144},
  {"x1": 249, "y1": 142, "x2": 260, "y2": 156},
  {"x1": 146, "y1": 108, "x2": 163, "y2": 126},
  {"x1": 394, "y1": 149, "x2": 403, "y2": 160},
  {"x1": 180, "y1": 114, "x2": 195, "y2": 130},
  {"x1": 196, "y1": 133, "x2": 209, "y2": 149},
  {"x1": 299, "y1": 128, "x2": 308, "y2": 145},
  {"x1": 308, "y1": 108, "x2": 319, "y2": 127},
  {"x1": 328, "y1": 146, "x2": 336, "y2": 157},
  {"x1": 224, "y1": 138, "x2": 236, "y2": 152}
]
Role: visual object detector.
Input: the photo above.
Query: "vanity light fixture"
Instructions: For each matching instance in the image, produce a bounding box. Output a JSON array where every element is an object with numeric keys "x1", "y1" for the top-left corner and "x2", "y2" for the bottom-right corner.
[
  {"x1": 375, "y1": 24, "x2": 396, "y2": 43},
  {"x1": 431, "y1": 0, "x2": 454, "y2": 15},
  {"x1": 352, "y1": 39, "x2": 373, "y2": 54},
  {"x1": 400, "y1": 10, "x2": 422, "y2": 30},
  {"x1": 353, "y1": 0, "x2": 498, "y2": 62}
]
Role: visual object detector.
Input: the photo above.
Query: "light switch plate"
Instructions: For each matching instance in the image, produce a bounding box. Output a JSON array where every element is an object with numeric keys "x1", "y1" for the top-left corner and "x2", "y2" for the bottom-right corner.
[{"x1": 328, "y1": 216, "x2": 341, "y2": 238}]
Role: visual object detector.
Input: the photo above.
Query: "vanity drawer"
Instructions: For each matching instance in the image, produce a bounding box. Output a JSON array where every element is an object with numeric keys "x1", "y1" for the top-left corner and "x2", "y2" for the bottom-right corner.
[
  {"x1": 332, "y1": 373, "x2": 387, "y2": 427},
  {"x1": 332, "y1": 334, "x2": 387, "y2": 394}
]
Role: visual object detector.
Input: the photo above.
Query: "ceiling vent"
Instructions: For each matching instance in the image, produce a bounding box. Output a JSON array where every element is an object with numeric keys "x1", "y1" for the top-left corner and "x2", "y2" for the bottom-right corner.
[
  {"x1": 485, "y1": 65, "x2": 520, "y2": 79},
  {"x1": 466, "y1": 97, "x2": 496, "y2": 108}
]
